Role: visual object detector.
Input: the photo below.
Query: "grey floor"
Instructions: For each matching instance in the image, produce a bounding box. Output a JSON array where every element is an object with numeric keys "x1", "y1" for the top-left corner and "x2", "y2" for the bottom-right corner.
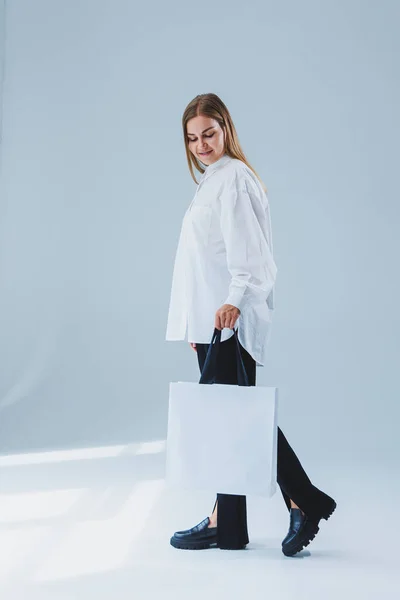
[{"x1": 0, "y1": 441, "x2": 397, "y2": 599}]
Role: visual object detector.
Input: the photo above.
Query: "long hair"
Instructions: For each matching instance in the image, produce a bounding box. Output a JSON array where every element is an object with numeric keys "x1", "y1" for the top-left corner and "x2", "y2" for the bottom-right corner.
[{"x1": 182, "y1": 93, "x2": 267, "y2": 193}]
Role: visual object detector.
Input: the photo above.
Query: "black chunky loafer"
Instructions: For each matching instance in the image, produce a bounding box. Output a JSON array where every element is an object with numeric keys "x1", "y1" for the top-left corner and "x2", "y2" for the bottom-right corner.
[
  {"x1": 170, "y1": 517, "x2": 218, "y2": 550},
  {"x1": 282, "y1": 498, "x2": 337, "y2": 557}
]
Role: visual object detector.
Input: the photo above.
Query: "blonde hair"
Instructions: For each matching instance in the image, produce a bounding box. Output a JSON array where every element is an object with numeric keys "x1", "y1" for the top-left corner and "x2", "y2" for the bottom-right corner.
[{"x1": 182, "y1": 93, "x2": 267, "y2": 193}]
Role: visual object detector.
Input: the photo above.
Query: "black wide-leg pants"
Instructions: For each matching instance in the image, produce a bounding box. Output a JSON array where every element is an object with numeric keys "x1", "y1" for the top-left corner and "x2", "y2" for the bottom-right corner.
[{"x1": 196, "y1": 333, "x2": 333, "y2": 550}]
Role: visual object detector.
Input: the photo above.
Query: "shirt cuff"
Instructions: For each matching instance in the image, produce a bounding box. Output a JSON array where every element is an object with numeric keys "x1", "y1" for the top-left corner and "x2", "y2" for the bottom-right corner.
[{"x1": 224, "y1": 284, "x2": 246, "y2": 311}]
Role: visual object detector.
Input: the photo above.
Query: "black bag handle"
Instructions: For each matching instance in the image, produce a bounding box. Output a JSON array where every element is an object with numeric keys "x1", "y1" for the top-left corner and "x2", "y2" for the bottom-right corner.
[{"x1": 198, "y1": 327, "x2": 250, "y2": 387}]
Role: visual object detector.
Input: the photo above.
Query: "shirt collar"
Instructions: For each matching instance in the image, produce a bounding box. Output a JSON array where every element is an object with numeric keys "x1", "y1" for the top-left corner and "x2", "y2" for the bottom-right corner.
[{"x1": 198, "y1": 153, "x2": 232, "y2": 185}]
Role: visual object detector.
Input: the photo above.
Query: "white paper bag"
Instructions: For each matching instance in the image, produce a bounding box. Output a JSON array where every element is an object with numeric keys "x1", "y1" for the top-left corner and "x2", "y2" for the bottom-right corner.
[{"x1": 165, "y1": 381, "x2": 278, "y2": 497}]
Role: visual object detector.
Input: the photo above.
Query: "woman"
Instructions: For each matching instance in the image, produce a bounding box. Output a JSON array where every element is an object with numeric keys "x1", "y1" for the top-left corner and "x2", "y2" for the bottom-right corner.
[{"x1": 165, "y1": 93, "x2": 336, "y2": 556}]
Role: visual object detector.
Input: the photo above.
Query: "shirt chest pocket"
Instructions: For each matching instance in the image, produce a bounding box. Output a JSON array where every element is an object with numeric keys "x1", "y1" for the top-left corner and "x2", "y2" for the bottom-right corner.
[{"x1": 187, "y1": 205, "x2": 213, "y2": 245}]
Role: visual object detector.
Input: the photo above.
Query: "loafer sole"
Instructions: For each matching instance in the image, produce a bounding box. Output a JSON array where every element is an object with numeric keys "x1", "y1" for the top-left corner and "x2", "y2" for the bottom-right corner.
[{"x1": 170, "y1": 535, "x2": 218, "y2": 550}]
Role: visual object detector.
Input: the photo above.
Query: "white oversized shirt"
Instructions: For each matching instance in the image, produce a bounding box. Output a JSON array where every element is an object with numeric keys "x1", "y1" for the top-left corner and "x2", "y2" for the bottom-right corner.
[{"x1": 165, "y1": 153, "x2": 277, "y2": 367}]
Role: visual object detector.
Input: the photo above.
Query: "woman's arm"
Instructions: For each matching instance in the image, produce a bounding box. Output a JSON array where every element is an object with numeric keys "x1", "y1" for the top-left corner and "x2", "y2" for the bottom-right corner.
[{"x1": 218, "y1": 169, "x2": 277, "y2": 311}]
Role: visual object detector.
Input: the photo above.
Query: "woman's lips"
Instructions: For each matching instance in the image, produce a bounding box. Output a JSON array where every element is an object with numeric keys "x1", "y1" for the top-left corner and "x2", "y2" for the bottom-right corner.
[{"x1": 199, "y1": 150, "x2": 212, "y2": 156}]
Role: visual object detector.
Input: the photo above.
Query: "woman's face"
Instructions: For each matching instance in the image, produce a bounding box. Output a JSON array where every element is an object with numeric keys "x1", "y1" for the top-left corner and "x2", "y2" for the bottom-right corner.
[{"x1": 186, "y1": 115, "x2": 225, "y2": 165}]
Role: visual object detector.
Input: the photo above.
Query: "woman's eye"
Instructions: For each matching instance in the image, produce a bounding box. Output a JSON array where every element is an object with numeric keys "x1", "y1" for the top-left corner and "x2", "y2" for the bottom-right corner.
[{"x1": 188, "y1": 133, "x2": 214, "y2": 143}]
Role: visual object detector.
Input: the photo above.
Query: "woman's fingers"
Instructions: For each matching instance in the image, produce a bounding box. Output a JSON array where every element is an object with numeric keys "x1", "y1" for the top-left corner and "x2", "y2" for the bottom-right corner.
[{"x1": 215, "y1": 304, "x2": 240, "y2": 330}]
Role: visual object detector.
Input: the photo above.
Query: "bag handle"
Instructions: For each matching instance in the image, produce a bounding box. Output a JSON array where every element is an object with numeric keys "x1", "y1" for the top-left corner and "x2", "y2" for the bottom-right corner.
[{"x1": 198, "y1": 327, "x2": 250, "y2": 387}]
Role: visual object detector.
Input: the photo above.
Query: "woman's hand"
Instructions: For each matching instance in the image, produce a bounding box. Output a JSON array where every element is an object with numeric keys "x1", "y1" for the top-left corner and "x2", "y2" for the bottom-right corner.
[
  {"x1": 188, "y1": 304, "x2": 240, "y2": 352},
  {"x1": 215, "y1": 304, "x2": 241, "y2": 330}
]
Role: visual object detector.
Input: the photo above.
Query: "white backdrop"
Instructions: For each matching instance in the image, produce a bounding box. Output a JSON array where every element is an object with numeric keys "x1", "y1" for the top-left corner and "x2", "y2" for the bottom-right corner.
[
  {"x1": 0, "y1": 0, "x2": 5, "y2": 154},
  {"x1": 0, "y1": 0, "x2": 399, "y2": 467}
]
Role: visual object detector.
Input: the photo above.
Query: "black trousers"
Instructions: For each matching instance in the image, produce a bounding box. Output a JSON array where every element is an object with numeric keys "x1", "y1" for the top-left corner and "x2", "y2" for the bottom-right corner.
[{"x1": 196, "y1": 332, "x2": 334, "y2": 549}]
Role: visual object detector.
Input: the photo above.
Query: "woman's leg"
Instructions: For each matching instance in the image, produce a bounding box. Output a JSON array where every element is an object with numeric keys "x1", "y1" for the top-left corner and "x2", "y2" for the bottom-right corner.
[
  {"x1": 277, "y1": 427, "x2": 336, "y2": 521},
  {"x1": 196, "y1": 333, "x2": 254, "y2": 549}
]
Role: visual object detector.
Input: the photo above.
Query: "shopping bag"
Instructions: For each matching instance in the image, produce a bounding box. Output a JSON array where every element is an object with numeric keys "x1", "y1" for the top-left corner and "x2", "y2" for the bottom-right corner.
[{"x1": 165, "y1": 328, "x2": 278, "y2": 497}]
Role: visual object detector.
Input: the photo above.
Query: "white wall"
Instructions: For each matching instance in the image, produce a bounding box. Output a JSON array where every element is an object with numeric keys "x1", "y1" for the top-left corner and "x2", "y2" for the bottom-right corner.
[
  {"x1": 0, "y1": 0, "x2": 5, "y2": 156},
  {"x1": 0, "y1": 0, "x2": 399, "y2": 466}
]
